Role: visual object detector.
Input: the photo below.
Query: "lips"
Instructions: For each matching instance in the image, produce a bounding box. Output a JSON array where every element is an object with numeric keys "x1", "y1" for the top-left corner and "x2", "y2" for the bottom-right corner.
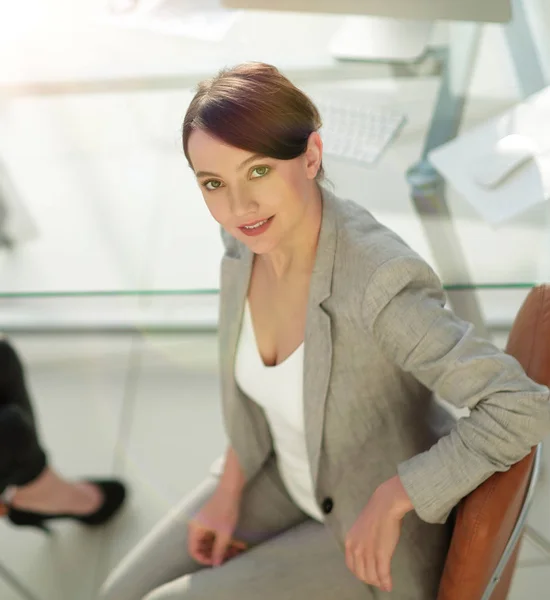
[
  {"x1": 240, "y1": 217, "x2": 270, "y2": 229},
  {"x1": 238, "y1": 215, "x2": 274, "y2": 237}
]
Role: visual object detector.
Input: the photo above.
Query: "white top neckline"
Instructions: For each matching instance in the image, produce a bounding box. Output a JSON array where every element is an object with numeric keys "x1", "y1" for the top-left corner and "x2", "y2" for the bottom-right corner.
[
  {"x1": 235, "y1": 300, "x2": 323, "y2": 522},
  {"x1": 245, "y1": 299, "x2": 304, "y2": 369}
]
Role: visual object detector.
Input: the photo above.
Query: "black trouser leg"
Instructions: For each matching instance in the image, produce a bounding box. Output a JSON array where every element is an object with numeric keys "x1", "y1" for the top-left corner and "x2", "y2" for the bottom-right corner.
[{"x1": 0, "y1": 339, "x2": 47, "y2": 493}]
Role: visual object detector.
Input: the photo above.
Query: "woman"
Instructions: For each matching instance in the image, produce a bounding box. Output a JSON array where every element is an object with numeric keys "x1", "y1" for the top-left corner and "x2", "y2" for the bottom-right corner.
[
  {"x1": 101, "y1": 62, "x2": 550, "y2": 600},
  {"x1": 0, "y1": 336, "x2": 126, "y2": 531}
]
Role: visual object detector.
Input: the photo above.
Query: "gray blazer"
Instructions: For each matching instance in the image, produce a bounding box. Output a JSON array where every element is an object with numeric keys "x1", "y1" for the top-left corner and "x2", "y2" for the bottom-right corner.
[{"x1": 217, "y1": 184, "x2": 550, "y2": 596}]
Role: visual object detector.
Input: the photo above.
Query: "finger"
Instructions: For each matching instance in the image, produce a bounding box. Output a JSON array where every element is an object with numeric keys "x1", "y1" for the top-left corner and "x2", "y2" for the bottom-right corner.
[
  {"x1": 198, "y1": 540, "x2": 214, "y2": 560},
  {"x1": 353, "y1": 551, "x2": 367, "y2": 584},
  {"x1": 187, "y1": 522, "x2": 201, "y2": 561},
  {"x1": 376, "y1": 529, "x2": 398, "y2": 593},
  {"x1": 376, "y1": 552, "x2": 393, "y2": 593},
  {"x1": 199, "y1": 532, "x2": 214, "y2": 550},
  {"x1": 199, "y1": 539, "x2": 212, "y2": 551},
  {"x1": 224, "y1": 544, "x2": 244, "y2": 561},
  {"x1": 212, "y1": 532, "x2": 231, "y2": 567},
  {"x1": 225, "y1": 540, "x2": 247, "y2": 561},
  {"x1": 200, "y1": 531, "x2": 218, "y2": 563},
  {"x1": 198, "y1": 529, "x2": 213, "y2": 542},
  {"x1": 230, "y1": 539, "x2": 248, "y2": 551},
  {"x1": 364, "y1": 549, "x2": 379, "y2": 589},
  {"x1": 188, "y1": 523, "x2": 214, "y2": 566}
]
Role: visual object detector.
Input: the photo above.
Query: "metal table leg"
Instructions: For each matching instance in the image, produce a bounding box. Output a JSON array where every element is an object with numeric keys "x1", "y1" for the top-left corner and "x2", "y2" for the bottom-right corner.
[{"x1": 406, "y1": 22, "x2": 489, "y2": 338}]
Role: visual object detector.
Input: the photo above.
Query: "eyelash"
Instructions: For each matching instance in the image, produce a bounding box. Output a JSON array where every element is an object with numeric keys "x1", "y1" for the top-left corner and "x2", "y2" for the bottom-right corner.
[{"x1": 202, "y1": 165, "x2": 271, "y2": 192}]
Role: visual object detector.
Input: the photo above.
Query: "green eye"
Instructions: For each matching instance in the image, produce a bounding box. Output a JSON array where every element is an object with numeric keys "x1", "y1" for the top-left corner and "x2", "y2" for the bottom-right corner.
[
  {"x1": 204, "y1": 180, "x2": 222, "y2": 191},
  {"x1": 251, "y1": 166, "x2": 270, "y2": 178}
]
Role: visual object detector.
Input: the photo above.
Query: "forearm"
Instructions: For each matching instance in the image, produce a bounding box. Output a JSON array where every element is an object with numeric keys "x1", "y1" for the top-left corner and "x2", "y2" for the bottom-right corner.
[
  {"x1": 217, "y1": 446, "x2": 246, "y2": 502},
  {"x1": 364, "y1": 256, "x2": 550, "y2": 523},
  {"x1": 398, "y1": 385, "x2": 550, "y2": 524}
]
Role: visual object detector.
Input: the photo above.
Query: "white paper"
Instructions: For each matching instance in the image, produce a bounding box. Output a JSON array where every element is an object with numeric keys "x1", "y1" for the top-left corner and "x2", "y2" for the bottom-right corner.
[
  {"x1": 104, "y1": 0, "x2": 241, "y2": 42},
  {"x1": 429, "y1": 86, "x2": 550, "y2": 225}
]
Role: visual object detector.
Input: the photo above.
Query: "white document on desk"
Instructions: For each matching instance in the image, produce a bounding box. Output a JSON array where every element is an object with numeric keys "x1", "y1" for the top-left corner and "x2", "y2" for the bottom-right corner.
[{"x1": 428, "y1": 86, "x2": 550, "y2": 225}]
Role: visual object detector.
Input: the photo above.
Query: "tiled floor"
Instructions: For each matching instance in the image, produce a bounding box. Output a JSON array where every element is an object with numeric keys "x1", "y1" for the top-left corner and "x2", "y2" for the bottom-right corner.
[{"x1": 0, "y1": 331, "x2": 549, "y2": 600}]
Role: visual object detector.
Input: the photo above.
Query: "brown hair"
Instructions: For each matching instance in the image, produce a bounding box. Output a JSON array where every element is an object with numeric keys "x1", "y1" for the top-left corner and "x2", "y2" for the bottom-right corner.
[{"x1": 182, "y1": 62, "x2": 325, "y2": 181}]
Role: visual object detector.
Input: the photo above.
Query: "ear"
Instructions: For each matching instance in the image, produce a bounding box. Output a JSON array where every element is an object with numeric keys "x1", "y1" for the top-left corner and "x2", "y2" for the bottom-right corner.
[{"x1": 304, "y1": 132, "x2": 323, "y2": 180}]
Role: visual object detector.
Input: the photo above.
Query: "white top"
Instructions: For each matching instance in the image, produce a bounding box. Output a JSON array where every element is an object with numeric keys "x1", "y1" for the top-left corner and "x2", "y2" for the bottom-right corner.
[{"x1": 234, "y1": 301, "x2": 324, "y2": 522}]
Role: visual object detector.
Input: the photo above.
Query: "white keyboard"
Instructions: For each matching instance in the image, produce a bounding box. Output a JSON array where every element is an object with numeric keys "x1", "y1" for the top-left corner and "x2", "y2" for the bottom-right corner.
[{"x1": 315, "y1": 97, "x2": 407, "y2": 166}]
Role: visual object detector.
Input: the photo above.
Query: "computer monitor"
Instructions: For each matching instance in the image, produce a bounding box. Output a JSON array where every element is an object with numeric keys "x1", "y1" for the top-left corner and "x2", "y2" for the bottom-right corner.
[
  {"x1": 221, "y1": 0, "x2": 512, "y2": 23},
  {"x1": 329, "y1": 17, "x2": 434, "y2": 62}
]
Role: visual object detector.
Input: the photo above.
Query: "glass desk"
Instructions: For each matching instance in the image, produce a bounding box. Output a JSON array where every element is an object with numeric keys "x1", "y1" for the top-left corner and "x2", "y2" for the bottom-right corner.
[
  {"x1": 0, "y1": 81, "x2": 547, "y2": 331},
  {"x1": 0, "y1": 10, "x2": 548, "y2": 332}
]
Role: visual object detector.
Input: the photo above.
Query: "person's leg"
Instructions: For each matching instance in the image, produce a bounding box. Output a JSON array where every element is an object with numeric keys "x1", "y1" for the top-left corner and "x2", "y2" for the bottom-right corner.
[
  {"x1": 0, "y1": 338, "x2": 104, "y2": 515},
  {"x1": 100, "y1": 457, "x2": 309, "y2": 600},
  {"x1": 0, "y1": 337, "x2": 39, "y2": 424},
  {"x1": 142, "y1": 519, "x2": 374, "y2": 600},
  {"x1": 0, "y1": 338, "x2": 48, "y2": 491}
]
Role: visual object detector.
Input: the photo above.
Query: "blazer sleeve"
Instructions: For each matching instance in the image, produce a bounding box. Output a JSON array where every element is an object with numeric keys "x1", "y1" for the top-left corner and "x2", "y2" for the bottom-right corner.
[{"x1": 362, "y1": 255, "x2": 550, "y2": 524}]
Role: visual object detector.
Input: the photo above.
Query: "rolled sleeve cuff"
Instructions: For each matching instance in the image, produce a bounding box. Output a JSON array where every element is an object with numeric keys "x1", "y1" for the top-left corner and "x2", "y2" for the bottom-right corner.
[{"x1": 397, "y1": 450, "x2": 466, "y2": 525}]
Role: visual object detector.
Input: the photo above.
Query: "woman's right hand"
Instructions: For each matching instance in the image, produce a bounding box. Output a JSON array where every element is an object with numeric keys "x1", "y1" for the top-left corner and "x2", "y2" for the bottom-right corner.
[{"x1": 188, "y1": 486, "x2": 247, "y2": 567}]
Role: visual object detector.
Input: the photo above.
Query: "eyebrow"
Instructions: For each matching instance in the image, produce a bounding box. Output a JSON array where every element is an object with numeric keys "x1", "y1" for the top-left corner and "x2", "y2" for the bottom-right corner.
[{"x1": 194, "y1": 153, "x2": 267, "y2": 179}]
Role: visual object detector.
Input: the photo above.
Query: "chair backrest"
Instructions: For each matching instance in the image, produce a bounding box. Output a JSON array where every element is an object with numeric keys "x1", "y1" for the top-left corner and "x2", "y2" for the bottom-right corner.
[{"x1": 437, "y1": 285, "x2": 550, "y2": 600}]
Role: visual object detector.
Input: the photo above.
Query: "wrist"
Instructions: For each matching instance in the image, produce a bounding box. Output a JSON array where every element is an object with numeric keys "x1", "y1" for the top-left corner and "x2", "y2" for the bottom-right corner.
[
  {"x1": 216, "y1": 447, "x2": 245, "y2": 505},
  {"x1": 216, "y1": 480, "x2": 244, "y2": 504},
  {"x1": 383, "y1": 475, "x2": 414, "y2": 519}
]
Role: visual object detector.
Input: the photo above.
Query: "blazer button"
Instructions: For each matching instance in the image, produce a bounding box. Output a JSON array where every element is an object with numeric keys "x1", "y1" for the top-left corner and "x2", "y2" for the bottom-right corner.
[{"x1": 321, "y1": 497, "x2": 334, "y2": 515}]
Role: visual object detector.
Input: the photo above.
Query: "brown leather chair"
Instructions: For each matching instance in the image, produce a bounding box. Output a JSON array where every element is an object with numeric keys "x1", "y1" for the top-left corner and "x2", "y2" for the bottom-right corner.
[{"x1": 437, "y1": 284, "x2": 550, "y2": 600}]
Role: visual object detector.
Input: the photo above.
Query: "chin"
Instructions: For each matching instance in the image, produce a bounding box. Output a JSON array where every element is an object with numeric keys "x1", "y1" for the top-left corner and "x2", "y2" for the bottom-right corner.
[{"x1": 240, "y1": 235, "x2": 278, "y2": 255}]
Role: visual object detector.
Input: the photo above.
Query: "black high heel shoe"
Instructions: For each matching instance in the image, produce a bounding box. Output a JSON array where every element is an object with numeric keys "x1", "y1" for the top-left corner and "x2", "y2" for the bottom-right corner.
[{"x1": 6, "y1": 479, "x2": 126, "y2": 533}]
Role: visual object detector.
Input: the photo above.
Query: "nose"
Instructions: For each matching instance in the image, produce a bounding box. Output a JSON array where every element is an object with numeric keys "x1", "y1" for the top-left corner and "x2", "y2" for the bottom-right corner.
[{"x1": 228, "y1": 188, "x2": 258, "y2": 218}]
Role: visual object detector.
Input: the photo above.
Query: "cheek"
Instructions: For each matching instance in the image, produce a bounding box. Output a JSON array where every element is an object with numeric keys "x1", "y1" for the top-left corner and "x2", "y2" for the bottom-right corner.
[
  {"x1": 203, "y1": 193, "x2": 229, "y2": 225},
  {"x1": 276, "y1": 165, "x2": 308, "y2": 199},
  {"x1": 272, "y1": 177, "x2": 305, "y2": 213}
]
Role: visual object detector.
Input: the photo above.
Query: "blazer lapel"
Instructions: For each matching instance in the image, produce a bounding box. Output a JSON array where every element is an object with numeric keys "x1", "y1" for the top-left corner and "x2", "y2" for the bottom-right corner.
[
  {"x1": 303, "y1": 186, "x2": 338, "y2": 487},
  {"x1": 218, "y1": 184, "x2": 338, "y2": 486},
  {"x1": 219, "y1": 244, "x2": 274, "y2": 480},
  {"x1": 219, "y1": 250, "x2": 253, "y2": 379}
]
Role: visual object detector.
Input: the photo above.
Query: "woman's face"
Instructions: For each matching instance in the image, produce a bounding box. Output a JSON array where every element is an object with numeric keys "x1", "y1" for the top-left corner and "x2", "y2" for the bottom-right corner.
[{"x1": 187, "y1": 128, "x2": 322, "y2": 255}]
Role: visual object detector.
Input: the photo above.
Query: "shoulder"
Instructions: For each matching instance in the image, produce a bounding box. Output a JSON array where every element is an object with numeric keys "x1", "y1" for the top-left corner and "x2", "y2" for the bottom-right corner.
[
  {"x1": 331, "y1": 192, "x2": 437, "y2": 288},
  {"x1": 330, "y1": 193, "x2": 447, "y2": 337}
]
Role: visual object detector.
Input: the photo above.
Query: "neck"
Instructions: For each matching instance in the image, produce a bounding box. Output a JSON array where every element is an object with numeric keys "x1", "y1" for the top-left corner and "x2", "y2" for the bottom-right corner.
[{"x1": 260, "y1": 183, "x2": 323, "y2": 280}]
